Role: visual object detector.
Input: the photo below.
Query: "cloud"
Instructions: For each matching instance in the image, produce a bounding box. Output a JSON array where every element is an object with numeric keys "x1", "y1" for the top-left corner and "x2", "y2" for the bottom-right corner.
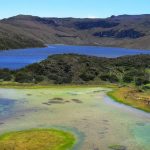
[{"x1": 87, "y1": 15, "x2": 99, "y2": 19}]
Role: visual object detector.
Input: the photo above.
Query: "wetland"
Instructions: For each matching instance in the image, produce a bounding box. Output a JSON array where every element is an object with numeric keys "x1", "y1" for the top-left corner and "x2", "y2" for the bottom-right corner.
[{"x1": 0, "y1": 87, "x2": 149, "y2": 150}]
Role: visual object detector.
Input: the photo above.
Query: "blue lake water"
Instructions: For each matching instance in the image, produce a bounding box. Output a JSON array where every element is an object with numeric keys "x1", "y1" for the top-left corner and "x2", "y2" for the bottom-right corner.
[
  {"x1": 0, "y1": 45, "x2": 150, "y2": 70},
  {"x1": 0, "y1": 98, "x2": 16, "y2": 117}
]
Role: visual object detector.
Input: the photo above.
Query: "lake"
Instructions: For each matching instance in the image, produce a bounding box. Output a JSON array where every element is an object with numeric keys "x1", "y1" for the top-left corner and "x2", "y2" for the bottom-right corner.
[
  {"x1": 0, "y1": 87, "x2": 150, "y2": 150},
  {"x1": 0, "y1": 45, "x2": 150, "y2": 70}
]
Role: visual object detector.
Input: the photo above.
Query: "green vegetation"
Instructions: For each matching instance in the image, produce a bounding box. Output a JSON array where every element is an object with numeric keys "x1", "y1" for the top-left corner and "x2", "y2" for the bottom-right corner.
[
  {"x1": 0, "y1": 129, "x2": 75, "y2": 150},
  {"x1": 108, "y1": 144, "x2": 127, "y2": 150},
  {"x1": 108, "y1": 87, "x2": 150, "y2": 112},
  {"x1": 0, "y1": 54, "x2": 149, "y2": 112},
  {"x1": 0, "y1": 69, "x2": 12, "y2": 81},
  {"x1": 0, "y1": 54, "x2": 149, "y2": 86},
  {"x1": 0, "y1": 36, "x2": 44, "y2": 50}
]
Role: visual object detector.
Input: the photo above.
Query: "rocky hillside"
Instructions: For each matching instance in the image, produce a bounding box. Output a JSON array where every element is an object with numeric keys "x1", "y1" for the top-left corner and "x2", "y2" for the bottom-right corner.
[{"x1": 0, "y1": 14, "x2": 150, "y2": 50}]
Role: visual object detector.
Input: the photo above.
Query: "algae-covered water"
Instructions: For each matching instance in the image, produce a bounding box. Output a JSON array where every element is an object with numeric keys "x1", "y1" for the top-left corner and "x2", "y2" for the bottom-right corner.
[{"x1": 0, "y1": 87, "x2": 150, "y2": 150}]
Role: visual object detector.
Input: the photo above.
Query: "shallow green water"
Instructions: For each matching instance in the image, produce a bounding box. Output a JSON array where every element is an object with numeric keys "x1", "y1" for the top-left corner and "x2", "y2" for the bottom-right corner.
[{"x1": 0, "y1": 87, "x2": 149, "y2": 150}]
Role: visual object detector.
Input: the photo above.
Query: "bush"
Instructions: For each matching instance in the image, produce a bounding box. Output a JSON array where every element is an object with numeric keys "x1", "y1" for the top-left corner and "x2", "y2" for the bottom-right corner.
[
  {"x1": 34, "y1": 75, "x2": 45, "y2": 83},
  {"x1": 100, "y1": 74, "x2": 110, "y2": 81},
  {"x1": 15, "y1": 72, "x2": 34, "y2": 83},
  {"x1": 109, "y1": 74, "x2": 119, "y2": 83},
  {"x1": 0, "y1": 70, "x2": 12, "y2": 81},
  {"x1": 123, "y1": 74, "x2": 133, "y2": 83},
  {"x1": 100, "y1": 74, "x2": 119, "y2": 83},
  {"x1": 54, "y1": 76, "x2": 72, "y2": 84},
  {"x1": 80, "y1": 72, "x2": 96, "y2": 81},
  {"x1": 135, "y1": 77, "x2": 149, "y2": 86}
]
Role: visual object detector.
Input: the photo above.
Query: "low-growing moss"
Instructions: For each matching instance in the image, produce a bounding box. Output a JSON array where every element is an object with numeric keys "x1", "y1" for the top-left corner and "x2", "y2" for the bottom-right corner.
[
  {"x1": 0, "y1": 129, "x2": 76, "y2": 150},
  {"x1": 109, "y1": 144, "x2": 127, "y2": 150}
]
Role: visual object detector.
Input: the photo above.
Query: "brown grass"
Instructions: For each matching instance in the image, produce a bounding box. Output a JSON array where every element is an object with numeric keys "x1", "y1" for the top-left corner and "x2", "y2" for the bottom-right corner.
[{"x1": 108, "y1": 87, "x2": 150, "y2": 112}]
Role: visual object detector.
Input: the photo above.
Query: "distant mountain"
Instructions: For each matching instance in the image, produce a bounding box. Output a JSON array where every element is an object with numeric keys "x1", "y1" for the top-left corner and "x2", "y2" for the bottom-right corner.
[{"x1": 0, "y1": 14, "x2": 150, "y2": 50}]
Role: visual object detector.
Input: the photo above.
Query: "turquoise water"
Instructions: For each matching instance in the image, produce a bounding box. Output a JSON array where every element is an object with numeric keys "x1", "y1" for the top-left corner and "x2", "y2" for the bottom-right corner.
[
  {"x1": 133, "y1": 124, "x2": 150, "y2": 149},
  {"x1": 0, "y1": 45, "x2": 150, "y2": 69}
]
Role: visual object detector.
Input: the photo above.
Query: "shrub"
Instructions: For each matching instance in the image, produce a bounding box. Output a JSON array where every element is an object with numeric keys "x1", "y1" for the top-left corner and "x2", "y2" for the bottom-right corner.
[
  {"x1": 34, "y1": 75, "x2": 45, "y2": 82},
  {"x1": 0, "y1": 70, "x2": 12, "y2": 81},
  {"x1": 80, "y1": 72, "x2": 96, "y2": 81},
  {"x1": 100, "y1": 74, "x2": 119, "y2": 83},
  {"x1": 135, "y1": 77, "x2": 149, "y2": 86},
  {"x1": 123, "y1": 74, "x2": 133, "y2": 83},
  {"x1": 100, "y1": 74, "x2": 110, "y2": 81},
  {"x1": 15, "y1": 72, "x2": 34, "y2": 83}
]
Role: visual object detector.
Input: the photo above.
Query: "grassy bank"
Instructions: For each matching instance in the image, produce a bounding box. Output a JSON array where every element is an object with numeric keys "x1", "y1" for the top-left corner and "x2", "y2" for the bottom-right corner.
[
  {"x1": 0, "y1": 81, "x2": 117, "y2": 89},
  {"x1": 0, "y1": 129, "x2": 75, "y2": 150},
  {"x1": 108, "y1": 87, "x2": 150, "y2": 112}
]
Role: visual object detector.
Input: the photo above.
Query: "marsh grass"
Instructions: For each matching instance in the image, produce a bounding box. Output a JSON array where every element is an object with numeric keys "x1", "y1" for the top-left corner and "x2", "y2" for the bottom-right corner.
[
  {"x1": 0, "y1": 81, "x2": 117, "y2": 89},
  {"x1": 0, "y1": 129, "x2": 75, "y2": 150},
  {"x1": 108, "y1": 144, "x2": 127, "y2": 150},
  {"x1": 108, "y1": 87, "x2": 150, "y2": 112}
]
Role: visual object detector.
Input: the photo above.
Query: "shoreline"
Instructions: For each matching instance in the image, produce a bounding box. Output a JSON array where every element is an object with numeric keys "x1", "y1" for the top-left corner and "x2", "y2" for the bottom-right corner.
[
  {"x1": 107, "y1": 88, "x2": 150, "y2": 113},
  {"x1": 0, "y1": 82, "x2": 149, "y2": 113},
  {"x1": 0, "y1": 82, "x2": 117, "y2": 89},
  {"x1": 1, "y1": 44, "x2": 150, "y2": 51}
]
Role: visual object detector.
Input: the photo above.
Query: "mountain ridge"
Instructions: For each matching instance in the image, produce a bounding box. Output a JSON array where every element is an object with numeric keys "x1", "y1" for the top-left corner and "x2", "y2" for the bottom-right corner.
[{"x1": 0, "y1": 14, "x2": 150, "y2": 50}]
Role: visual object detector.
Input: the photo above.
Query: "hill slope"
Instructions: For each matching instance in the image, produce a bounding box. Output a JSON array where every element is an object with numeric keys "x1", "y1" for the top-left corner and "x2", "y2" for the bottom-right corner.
[
  {"x1": 0, "y1": 14, "x2": 150, "y2": 50},
  {"x1": 1, "y1": 54, "x2": 149, "y2": 86}
]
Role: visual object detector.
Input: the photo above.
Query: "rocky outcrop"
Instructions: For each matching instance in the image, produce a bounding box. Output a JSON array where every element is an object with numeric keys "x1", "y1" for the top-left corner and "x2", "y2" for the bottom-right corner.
[
  {"x1": 94, "y1": 29, "x2": 145, "y2": 39},
  {"x1": 75, "y1": 20, "x2": 119, "y2": 29}
]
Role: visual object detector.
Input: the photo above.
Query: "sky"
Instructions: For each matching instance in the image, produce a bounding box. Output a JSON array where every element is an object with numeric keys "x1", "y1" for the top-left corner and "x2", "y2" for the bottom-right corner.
[{"x1": 0, "y1": 0, "x2": 150, "y2": 19}]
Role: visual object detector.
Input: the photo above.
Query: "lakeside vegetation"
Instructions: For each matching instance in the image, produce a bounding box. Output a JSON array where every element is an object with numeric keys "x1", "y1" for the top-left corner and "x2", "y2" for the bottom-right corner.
[
  {"x1": 108, "y1": 87, "x2": 150, "y2": 112},
  {"x1": 0, "y1": 54, "x2": 149, "y2": 85},
  {"x1": 0, "y1": 129, "x2": 75, "y2": 150},
  {"x1": 0, "y1": 54, "x2": 149, "y2": 112}
]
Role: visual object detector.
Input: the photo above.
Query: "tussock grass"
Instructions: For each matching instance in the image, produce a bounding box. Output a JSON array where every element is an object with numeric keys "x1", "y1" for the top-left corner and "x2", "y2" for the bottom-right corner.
[
  {"x1": 0, "y1": 129, "x2": 75, "y2": 150},
  {"x1": 108, "y1": 87, "x2": 150, "y2": 112}
]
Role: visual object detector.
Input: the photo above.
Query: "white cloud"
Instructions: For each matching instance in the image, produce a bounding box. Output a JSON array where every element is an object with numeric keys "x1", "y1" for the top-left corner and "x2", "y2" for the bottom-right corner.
[{"x1": 87, "y1": 15, "x2": 99, "y2": 19}]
